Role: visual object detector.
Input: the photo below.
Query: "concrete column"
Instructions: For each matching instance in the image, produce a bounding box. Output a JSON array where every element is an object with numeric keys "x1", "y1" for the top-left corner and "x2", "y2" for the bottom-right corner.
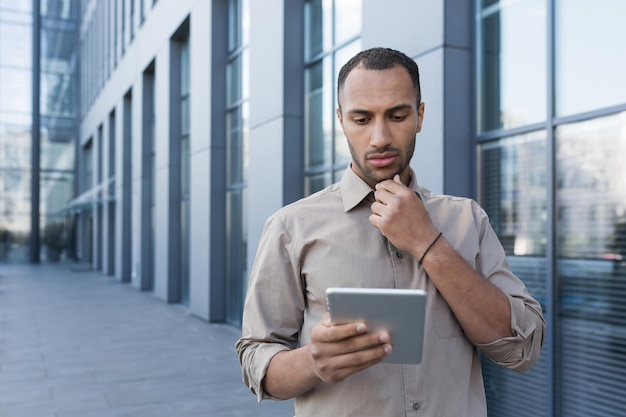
[
  {"x1": 153, "y1": 44, "x2": 171, "y2": 301},
  {"x1": 247, "y1": 0, "x2": 304, "y2": 274},
  {"x1": 188, "y1": 0, "x2": 213, "y2": 320}
]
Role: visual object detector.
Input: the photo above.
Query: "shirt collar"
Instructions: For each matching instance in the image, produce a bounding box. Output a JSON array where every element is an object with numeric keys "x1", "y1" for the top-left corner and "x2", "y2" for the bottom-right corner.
[{"x1": 339, "y1": 164, "x2": 422, "y2": 212}]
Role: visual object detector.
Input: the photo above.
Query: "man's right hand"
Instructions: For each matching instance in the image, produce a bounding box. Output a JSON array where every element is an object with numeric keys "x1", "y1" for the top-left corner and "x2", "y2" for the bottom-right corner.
[{"x1": 308, "y1": 313, "x2": 392, "y2": 384}]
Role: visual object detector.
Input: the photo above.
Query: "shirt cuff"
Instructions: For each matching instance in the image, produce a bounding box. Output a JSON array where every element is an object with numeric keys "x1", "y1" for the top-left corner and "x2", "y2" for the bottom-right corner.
[
  {"x1": 475, "y1": 295, "x2": 543, "y2": 372},
  {"x1": 246, "y1": 343, "x2": 292, "y2": 402}
]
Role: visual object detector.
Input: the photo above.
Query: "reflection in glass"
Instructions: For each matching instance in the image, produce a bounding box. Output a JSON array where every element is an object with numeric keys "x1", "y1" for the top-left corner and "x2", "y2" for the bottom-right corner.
[
  {"x1": 225, "y1": 0, "x2": 249, "y2": 325},
  {"x1": 479, "y1": 131, "x2": 547, "y2": 256},
  {"x1": 334, "y1": 0, "x2": 361, "y2": 46},
  {"x1": 555, "y1": 0, "x2": 626, "y2": 116},
  {"x1": 333, "y1": 41, "x2": 361, "y2": 167},
  {"x1": 0, "y1": 21, "x2": 31, "y2": 67},
  {"x1": 556, "y1": 111, "x2": 626, "y2": 415},
  {"x1": 179, "y1": 39, "x2": 190, "y2": 305},
  {"x1": 304, "y1": 0, "x2": 332, "y2": 60},
  {"x1": 305, "y1": 58, "x2": 332, "y2": 170},
  {"x1": 477, "y1": 0, "x2": 547, "y2": 132},
  {"x1": 304, "y1": 0, "x2": 362, "y2": 194},
  {"x1": 478, "y1": 131, "x2": 549, "y2": 417},
  {"x1": 0, "y1": 69, "x2": 32, "y2": 115},
  {"x1": 0, "y1": 128, "x2": 31, "y2": 262}
]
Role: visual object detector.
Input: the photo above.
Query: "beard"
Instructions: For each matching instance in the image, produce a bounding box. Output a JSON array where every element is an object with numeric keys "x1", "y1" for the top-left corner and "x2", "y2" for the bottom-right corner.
[{"x1": 348, "y1": 138, "x2": 416, "y2": 186}]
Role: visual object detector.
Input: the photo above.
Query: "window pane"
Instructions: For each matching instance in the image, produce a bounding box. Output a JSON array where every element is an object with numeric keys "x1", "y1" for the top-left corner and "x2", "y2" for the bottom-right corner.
[
  {"x1": 305, "y1": 172, "x2": 331, "y2": 196},
  {"x1": 0, "y1": 69, "x2": 31, "y2": 114},
  {"x1": 334, "y1": 0, "x2": 361, "y2": 45},
  {"x1": 333, "y1": 40, "x2": 361, "y2": 168},
  {"x1": 304, "y1": 0, "x2": 332, "y2": 59},
  {"x1": 227, "y1": 0, "x2": 240, "y2": 51},
  {"x1": 479, "y1": 132, "x2": 548, "y2": 256},
  {"x1": 0, "y1": 21, "x2": 31, "y2": 68},
  {"x1": 556, "y1": 111, "x2": 626, "y2": 415},
  {"x1": 555, "y1": 0, "x2": 626, "y2": 116},
  {"x1": 305, "y1": 58, "x2": 332, "y2": 170},
  {"x1": 477, "y1": 0, "x2": 547, "y2": 132},
  {"x1": 226, "y1": 189, "x2": 247, "y2": 324},
  {"x1": 478, "y1": 132, "x2": 549, "y2": 417},
  {"x1": 226, "y1": 55, "x2": 242, "y2": 107},
  {"x1": 0, "y1": 126, "x2": 31, "y2": 262},
  {"x1": 227, "y1": 107, "x2": 243, "y2": 185},
  {"x1": 0, "y1": 0, "x2": 31, "y2": 13}
]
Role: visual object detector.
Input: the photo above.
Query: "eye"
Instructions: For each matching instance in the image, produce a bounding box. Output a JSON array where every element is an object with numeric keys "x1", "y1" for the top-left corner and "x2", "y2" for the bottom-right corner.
[
  {"x1": 391, "y1": 113, "x2": 408, "y2": 121},
  {"x1": 352, "y1": 117, "x2": 369, "y2": 125}
]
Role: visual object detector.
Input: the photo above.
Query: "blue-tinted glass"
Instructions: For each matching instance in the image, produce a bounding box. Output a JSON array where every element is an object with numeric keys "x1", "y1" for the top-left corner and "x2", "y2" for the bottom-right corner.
[
  {"x1": 556, "y1": 111, "x2": 626, "y2": 415},
  {"x1": 333, "y1": 40, "x2": 361, "y2": 167},
  {"x1": 305, "y1": 0, "x2": 332, "y2": 59},
  {"x1": 226, "y1": 56, "x2": 242, "y2": 107},
  {"x1": 479, "y1": 132, "x2": 548, "y2": 256},
  {"x1": 305, "y1": 58, "x2": 332, "y2": 170},
  {"x1": 477, "y1": 0, "x2": 547, "y2": 132},
  {"x1": 0, "y1": 21, "x2": 31, "y2": 67},
  {"x1": 334, "y1": 0, "x2": 361, "y2": 45},
  {"x1": 555, "y1": 0, "x2": 626, "y2": 116},
  {"x1": 227, "y1": 107, "x2": 243, "y2": 185},
  {"x1": 0, "y1": 69, "x2": 31, "y2": 114},
  {"x1": 478, "y1": 132, "x2": 549, "y2": 417}
]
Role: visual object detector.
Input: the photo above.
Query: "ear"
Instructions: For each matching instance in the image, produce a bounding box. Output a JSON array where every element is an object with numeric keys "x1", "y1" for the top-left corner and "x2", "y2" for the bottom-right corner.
[
  {"x1": 336, "y1": 108, "x2": 343, "y2": 126},
  {"x1": 416, "y1": 102, "x2": 425, "y2": 133}
]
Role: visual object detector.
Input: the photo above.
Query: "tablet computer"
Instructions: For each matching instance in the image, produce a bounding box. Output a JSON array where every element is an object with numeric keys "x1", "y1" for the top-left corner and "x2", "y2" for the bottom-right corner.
[{"x1": 326, "y1": 287, "x2": 427, "y2": 365}]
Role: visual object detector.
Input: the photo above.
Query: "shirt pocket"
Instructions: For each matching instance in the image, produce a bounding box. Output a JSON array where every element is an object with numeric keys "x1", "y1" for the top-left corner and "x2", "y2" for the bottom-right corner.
[{"x1": 432, "y1": 257, "x2": 476, "y2": 339}]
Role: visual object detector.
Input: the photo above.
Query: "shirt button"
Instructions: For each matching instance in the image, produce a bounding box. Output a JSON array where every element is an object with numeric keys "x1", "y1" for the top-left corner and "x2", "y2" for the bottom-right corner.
[
  {"x1": 412, "y1": 402, "x2": 420, "y2": 411},
  {"x1": 396, "y1": 251, "x2": 403, "y2": 259}
]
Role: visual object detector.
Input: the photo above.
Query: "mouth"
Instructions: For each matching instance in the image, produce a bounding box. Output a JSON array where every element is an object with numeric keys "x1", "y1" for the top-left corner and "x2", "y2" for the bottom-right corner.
[{"x1": 367, "y1": 152, "x2": 398, "y2": 168}]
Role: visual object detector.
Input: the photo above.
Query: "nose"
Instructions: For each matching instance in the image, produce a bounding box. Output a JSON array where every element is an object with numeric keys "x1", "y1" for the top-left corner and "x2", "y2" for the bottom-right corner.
[{"x1": 370, "y1": 119, "x2": 392, "y2": 148}]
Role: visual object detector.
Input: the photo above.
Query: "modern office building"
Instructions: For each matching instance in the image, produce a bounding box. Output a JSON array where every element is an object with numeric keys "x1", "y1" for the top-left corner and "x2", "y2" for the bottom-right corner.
[{"x1": 1, "y1": 0, "x2": 625, "y2": 415}]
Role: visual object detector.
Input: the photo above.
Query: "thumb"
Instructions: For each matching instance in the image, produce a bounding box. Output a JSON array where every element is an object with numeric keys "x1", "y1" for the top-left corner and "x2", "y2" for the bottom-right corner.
[{"x1": 393, "y1": 174, "x2": 402, "y2": 184}]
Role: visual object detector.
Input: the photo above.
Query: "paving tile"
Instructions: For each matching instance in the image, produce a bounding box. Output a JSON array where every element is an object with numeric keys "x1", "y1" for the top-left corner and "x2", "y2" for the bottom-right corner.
[{"x1": 0, "y1": 264, "x2": 294, "y2": 417}]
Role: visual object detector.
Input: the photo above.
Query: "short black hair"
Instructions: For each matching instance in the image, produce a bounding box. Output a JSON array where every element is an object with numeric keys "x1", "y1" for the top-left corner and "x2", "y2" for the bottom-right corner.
[{"x1": 337, "y1": 47, "x2": 421, "y2": 108}]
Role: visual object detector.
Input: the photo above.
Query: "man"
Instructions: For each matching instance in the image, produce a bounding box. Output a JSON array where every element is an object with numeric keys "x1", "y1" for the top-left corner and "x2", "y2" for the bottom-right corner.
[{"x1": 236, "y1": 47, "x2": 545, "y2": 417}]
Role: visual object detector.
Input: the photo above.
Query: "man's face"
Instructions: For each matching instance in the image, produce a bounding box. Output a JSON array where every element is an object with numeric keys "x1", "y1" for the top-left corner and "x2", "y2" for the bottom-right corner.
[{"x1": 337, "y1": 65, "x2": 424, "y2": 189}]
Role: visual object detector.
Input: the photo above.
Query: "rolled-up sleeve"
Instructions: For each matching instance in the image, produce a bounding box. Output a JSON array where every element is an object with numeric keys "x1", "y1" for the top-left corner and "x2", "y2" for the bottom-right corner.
[
  {"x1": 477, "y1": 295, "x2": 545, "y2": 372},
  {"x1": 235, "y1": 214, "x2": 305, "y2": 401},
  {"x1": 472, "y1": 202, "x2": 546, "y2": 372}
]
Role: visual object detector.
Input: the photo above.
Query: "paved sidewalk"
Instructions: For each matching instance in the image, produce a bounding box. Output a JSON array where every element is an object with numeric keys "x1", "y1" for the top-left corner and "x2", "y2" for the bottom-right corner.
[{"x1": 0, "y1": 264, "x2": 294, "y2": 417}]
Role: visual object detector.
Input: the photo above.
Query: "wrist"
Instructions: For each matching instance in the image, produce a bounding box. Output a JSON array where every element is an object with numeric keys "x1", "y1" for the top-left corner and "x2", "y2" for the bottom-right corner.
[{"x1": 418, "y1": 231, "x2": 443, "y2": 265}]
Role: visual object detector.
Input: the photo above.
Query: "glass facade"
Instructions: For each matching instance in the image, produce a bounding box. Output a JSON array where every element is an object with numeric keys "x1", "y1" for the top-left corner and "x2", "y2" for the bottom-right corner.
[
  {"x1": 0, "y1": 0, "x2": 77, "y2": 263},
  {"x1": 477, "y1": 1, "x2": 626, "y2": 415},
  {"x1": 0, "y1": 2, "x2": 33, "y2": 262},
  {"x1": 304, "y1": 0, "x2": 361, "y2": 195},
  {"x1": 141, "y1": 64, "x2": 155, "y2": 290},
  {"x1": 225, "y1": 0, "x2": 249, "y2": 325},
  {"x1": 555, "y1": 112, "x2": 626, "y2": 416},
  {"x1": 180, "y1": 37, "x2": 190, "y2": 305},
  {"x1": 477, "y1": 0, "x2": 547, "y2": 132},
  {"x1": 555, "y1": 0, "x2": 626, "y2": 117}
]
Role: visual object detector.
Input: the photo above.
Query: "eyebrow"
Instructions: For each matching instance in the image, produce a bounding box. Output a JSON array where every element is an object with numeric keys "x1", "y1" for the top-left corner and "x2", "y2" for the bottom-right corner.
[{"x1": 345, "y1": 103, "x2": 414, "y2": 115}]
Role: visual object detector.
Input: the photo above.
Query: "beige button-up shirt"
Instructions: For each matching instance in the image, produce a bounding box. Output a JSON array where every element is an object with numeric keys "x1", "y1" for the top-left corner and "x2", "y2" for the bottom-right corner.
[{"x1": 236, "y1": 166, "x2": 545, "y2": 417}]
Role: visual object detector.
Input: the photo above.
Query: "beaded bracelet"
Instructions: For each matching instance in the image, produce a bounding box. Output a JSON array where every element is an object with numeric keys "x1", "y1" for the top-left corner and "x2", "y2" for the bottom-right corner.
[{"x1": 418, "y1": 232, "x2": 443, "y2": 265}]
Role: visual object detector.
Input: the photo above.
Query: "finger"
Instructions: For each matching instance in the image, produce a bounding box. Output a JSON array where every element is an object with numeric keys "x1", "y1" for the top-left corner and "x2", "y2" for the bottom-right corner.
[
  {"x1": 321, "y1": 312, "x2": 331, "y2": 327},
  {"x1": 313, "y1": 320, "x2": 367, "y2": 344},
  {"x1": 328, "y1": 343, "x2": 392, "y2": 378}
]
